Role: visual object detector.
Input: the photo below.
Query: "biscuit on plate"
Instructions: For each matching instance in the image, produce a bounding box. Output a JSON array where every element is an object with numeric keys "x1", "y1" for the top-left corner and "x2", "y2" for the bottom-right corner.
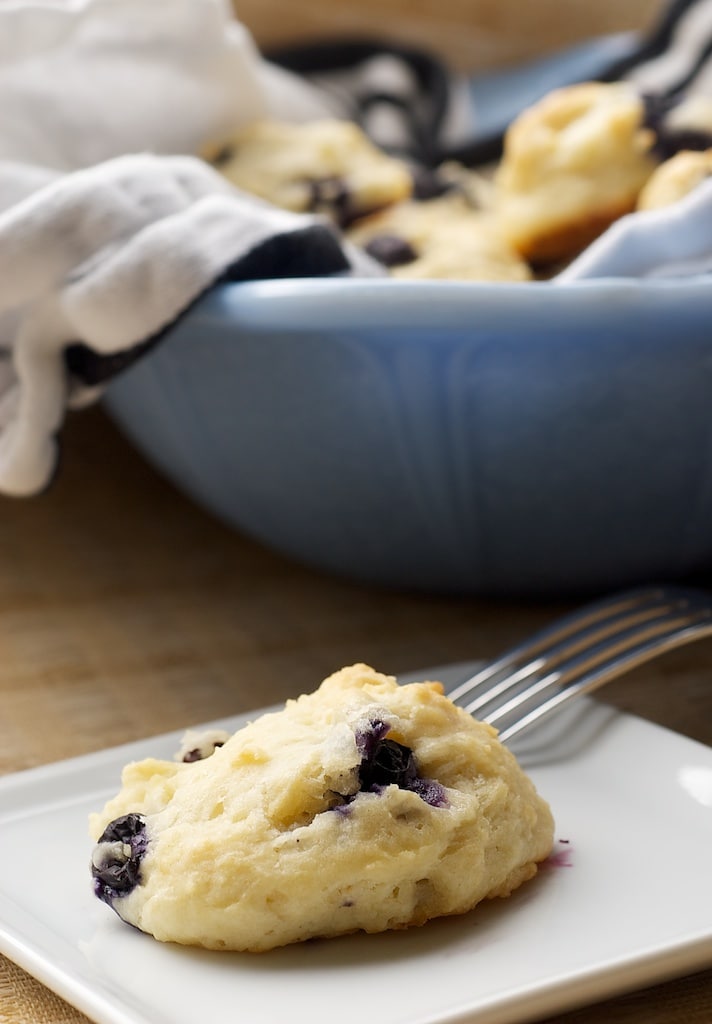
[
  {"x1": 203, "y1": 118, "x2": 412, "y2": 226},
  {"x1": 89, "y1": 664, "x2": 554, "y2": 951},
  {"x1": 348, "y1": 193, "x2": 531, "y2": 281},
  {"x1": 637, "y1": 149, "x2": 712, "y2": 210},
  {"x1": 494, "y1": 82, "x2": 658, "y2": 264}
]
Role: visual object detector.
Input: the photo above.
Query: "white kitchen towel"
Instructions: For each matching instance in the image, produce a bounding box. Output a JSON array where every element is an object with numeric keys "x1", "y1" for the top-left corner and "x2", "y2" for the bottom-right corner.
[
  {"x1": 0, "y1": 153, "x2": 380, "y2": 497},
  {"x1": 0, "y1": 0, "x2": 383, "y2": 497},
  {"x1": 0, "y1": 0, "x2": 337, "y2": 172}
]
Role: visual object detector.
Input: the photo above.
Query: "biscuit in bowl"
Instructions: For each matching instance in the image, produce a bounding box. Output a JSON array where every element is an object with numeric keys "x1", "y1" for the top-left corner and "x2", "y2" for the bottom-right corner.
[
  {"x1": 637, "y1": 148, "x2": 712, "y2": 210},
  {"x1": 347, "y1": 193, "x2": 531, "y2": 281},
  {"x1": 494, "y1": 82, "x2": 657, "y2": 265},
  {"x1": 89, "y1": 665, "x2": 554, "y2": 951},
  {"x1": 203, "y1": 118, "x2": 413, "y2": 226}
]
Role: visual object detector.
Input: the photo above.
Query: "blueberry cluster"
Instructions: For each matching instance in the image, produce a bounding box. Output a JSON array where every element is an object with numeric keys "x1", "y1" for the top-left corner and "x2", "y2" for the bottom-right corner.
[
  {"x1": 353, "y1": 719, "x2": 447, "y2": 807},
  {"x1": 91, "y1": 813, "x2": 148, "y2": 905}
]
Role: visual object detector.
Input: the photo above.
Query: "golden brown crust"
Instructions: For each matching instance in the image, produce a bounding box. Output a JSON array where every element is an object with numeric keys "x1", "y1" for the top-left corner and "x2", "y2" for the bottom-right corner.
[
  {"x1": 517, "y1": 197, "x2": 638, "y2": 265},
  {"x1": 495, "y1": 82, "x2": 657, "y2": 265},
  {"x1": 637, "y1": 149, "x2": 712, "y2": 211}
]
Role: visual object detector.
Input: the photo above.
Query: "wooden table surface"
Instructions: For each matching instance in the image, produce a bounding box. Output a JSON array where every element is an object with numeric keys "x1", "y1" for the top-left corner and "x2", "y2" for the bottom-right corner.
[{"x1": 0, "y1": 407, "x2": 711, "y2": 1024}]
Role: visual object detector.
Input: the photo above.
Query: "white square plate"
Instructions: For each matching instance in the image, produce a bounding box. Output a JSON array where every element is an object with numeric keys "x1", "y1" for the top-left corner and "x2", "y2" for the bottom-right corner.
[{"x1": 1, "y1": 662, "x2": 711, "y2": 1024}]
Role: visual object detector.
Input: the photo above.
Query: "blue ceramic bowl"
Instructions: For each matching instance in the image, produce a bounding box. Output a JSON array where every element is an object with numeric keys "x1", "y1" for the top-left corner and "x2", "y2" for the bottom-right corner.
[{"x1": 105, "y1": 275, "x2": 712, "y2": 595}]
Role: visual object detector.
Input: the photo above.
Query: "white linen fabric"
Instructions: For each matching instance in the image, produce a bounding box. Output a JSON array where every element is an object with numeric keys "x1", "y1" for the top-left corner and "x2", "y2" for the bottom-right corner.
[
  {"x1": 0, "y1": 0, "x2": 335, "y2": 170},
  {"x1": 0, "y1": 0, "x2": 374, "y2": 496},
  {"x1": 0, "y1": 153, "x2": 377, "y2": 495},
  {"x1": 0, "y1": 0, "x2": 711, "y2": 496}
]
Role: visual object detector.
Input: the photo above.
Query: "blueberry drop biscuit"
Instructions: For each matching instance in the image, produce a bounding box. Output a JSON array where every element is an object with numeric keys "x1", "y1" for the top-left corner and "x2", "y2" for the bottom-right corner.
[
  {"x1": 495, "y1": 82, "x2": 658, "y2": 264},
  {"x1": 348, "y1": 194, "x2": 531, "y2": 281},
  {"x1": 203, "y1": 119, "x2": 413, "y2": 227},
  {"x1": 89, "y1": 665, "x2": 553, "y2": 952}
]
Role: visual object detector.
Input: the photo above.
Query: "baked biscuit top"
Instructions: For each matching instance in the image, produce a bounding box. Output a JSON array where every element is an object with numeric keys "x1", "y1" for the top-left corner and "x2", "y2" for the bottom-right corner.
[
  {"x1": 494, "y1": 82, "x2": 658, "y2": 262},
  {"x1": 204, "y1": 118, "x2": 413, "y2": 226}
]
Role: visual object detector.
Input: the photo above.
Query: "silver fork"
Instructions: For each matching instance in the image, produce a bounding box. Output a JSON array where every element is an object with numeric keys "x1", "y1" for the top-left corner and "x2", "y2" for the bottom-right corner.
[{"x1": 447, "y1": 585, "x2": 712, "y2": 742}]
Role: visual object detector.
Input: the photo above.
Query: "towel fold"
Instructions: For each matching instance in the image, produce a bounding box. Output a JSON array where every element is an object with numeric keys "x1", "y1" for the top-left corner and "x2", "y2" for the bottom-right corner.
[{"x1": 0, "y1": 152, "x2": 380, "y2": 496}]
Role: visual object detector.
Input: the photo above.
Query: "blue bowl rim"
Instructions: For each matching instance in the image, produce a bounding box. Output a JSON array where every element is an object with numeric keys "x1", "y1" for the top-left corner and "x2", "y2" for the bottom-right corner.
[{"x1": 192, "y1": 275, "x2": 712, "y2": 334}]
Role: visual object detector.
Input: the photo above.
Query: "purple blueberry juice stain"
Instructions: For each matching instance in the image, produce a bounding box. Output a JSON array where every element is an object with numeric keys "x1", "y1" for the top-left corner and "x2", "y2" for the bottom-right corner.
[
  {"x1": 91, "y1": 813, "x2": 149, "y2": 905},
  {"x1": 331, "y1": 801, "x2": 353, "y2": 817},
  {"x1": 545, "y1": 839, "x2": 574, "y2": 869},
  {"x1": 408, "y1": 777, "x2": 448, "y2": 808}
]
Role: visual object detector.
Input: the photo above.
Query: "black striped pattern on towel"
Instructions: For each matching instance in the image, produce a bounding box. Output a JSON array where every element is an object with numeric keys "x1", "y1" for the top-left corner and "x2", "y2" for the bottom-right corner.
[{"x1": 267, "y1": 0, "x2": 712, "y2": 167}]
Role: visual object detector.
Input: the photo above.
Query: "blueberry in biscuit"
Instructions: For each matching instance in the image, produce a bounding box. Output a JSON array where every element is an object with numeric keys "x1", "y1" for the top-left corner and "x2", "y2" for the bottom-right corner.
[
  {"x1": 348, "y1": 193, "x2": 531, "y2": 281},
  {"x1": 204, "y1": 118, "x2": 413, "y2": 227},
  {"x1": 91, "y1": 813, "x2": 149, "y2": 906}
]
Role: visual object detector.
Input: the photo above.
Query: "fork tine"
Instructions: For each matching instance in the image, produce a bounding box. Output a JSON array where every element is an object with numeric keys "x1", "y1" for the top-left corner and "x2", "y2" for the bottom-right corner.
[
  {"x1": 463, "y1": 600, "x2": 694, "y2": 717},
  {"x1": 447, "y1": 586, "x2": 702, "y2": 713},
  {"x1": 446, "y1": 586, "x2": 669, "y2": 706},
  {"x1": 487, "y1": 604, "x2": 712, "y2": 741}
]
